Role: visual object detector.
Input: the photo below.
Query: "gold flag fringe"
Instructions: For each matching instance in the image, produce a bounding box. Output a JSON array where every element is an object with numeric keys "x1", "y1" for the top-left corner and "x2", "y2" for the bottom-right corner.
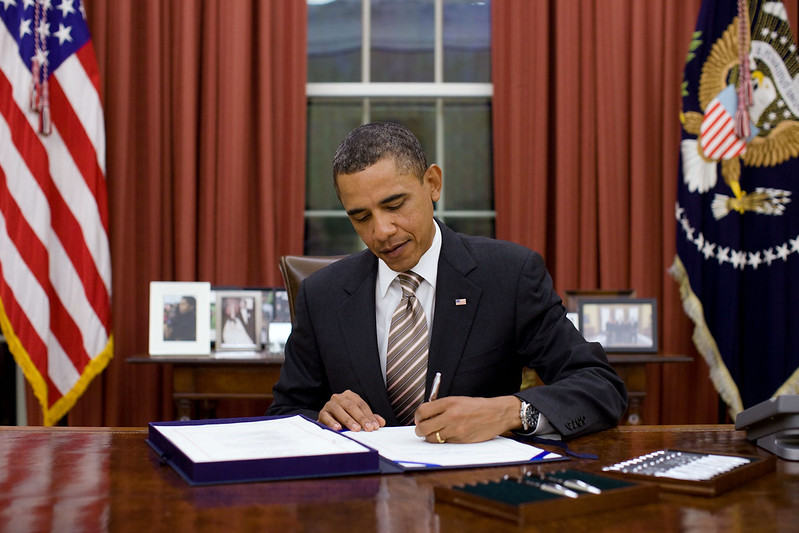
[{"x1": 669, "y1": 255, "x2": 744, "y2": 418}]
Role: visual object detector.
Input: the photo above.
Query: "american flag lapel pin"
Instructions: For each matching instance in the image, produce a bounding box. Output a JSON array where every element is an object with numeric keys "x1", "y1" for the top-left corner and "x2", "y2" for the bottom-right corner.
[{"x1": 455, "y1": 298, "x2": 467, "y2": 306}]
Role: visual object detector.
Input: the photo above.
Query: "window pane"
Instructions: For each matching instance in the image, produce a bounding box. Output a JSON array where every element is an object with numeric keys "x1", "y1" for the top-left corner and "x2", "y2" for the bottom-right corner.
[
  {"x1": 443, "y1": 99, "x2": 493, "y2": 210},
  {"x1": 305, "y1": 217, "x2": 364, "y2": 255},
  {"x1": 443, "y1": 0, "x2": 491, "y2": 82},
  {"x1": 308, "y1": 0, "x2": 362, "y2": 82},
  {"x1": 371, "y1": 0, "x2": 434, "y2": 82},
  {"x1": 306, "y1": 99, "x2": 364, "y2": 210},
  {"x1": 370, "y1": 100, "x2": 437, "y2": 161},
  {"x1": 442, "y1": 217, "x2": 494, "y2": 238}
]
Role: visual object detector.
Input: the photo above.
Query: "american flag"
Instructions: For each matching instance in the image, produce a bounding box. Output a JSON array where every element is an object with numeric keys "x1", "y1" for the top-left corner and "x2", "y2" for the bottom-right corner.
[{"x1": 0, "y1": 0, "x2": 112, "y2": 425}]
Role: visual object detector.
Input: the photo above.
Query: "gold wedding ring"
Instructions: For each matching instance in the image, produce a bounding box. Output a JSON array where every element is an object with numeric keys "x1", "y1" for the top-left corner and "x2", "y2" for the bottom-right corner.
[{"x1": 435, "y1": 431, "x2": 445, "y2": 444}]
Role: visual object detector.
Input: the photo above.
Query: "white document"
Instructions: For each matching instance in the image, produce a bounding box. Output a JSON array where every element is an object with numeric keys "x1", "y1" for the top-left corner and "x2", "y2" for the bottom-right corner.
[
  {"x1": 344, "y1": 426, "x2": 562, "y2": 469},
  {"x1": 155, "y1": 416, "x2": 371, "y2": 463}
]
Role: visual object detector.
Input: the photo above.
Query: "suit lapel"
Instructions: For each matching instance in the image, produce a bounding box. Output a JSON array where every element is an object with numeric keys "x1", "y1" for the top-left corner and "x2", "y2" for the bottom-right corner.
[
  {"x1": 337, "y1": 251, "x2": 398, "y2": 423},
  {"x1": 428, "y1": 224, "x2": 481, "y2": 398}
]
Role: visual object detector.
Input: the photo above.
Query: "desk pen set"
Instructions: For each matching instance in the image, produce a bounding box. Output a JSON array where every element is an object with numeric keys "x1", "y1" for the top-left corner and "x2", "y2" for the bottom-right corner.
[
  {"x1": 600, "y1": 448, "x2": 776, "y2": 496},
  {"x1": 433, "y1": 469, "x2": 659, "y2": 525}
]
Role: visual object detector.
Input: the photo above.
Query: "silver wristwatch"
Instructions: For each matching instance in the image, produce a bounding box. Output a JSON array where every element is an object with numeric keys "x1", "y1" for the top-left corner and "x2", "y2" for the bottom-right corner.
[{"x1": 519, "y1": 400, "x2": 540, "y2": 433}]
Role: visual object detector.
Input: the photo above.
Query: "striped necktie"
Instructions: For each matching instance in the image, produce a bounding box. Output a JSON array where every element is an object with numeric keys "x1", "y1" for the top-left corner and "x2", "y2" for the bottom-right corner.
[{"x1": 386, "y1": 271, "x2": 429, "y2": 425}]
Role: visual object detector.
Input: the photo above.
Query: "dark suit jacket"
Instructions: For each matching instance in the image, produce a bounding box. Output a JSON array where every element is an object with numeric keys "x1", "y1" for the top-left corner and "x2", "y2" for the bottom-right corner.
[{"x1": 268, "y1": 222, "x2": 627, "y2": 439}]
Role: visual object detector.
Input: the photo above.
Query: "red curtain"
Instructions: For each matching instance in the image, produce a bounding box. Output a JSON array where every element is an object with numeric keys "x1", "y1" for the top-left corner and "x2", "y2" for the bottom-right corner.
[
  {"x1": 24, "y1": 0, "x2": 307, "y2": 426},
  {"x1": 493, "y1": 0, "x2": 799, "y2": 424}
]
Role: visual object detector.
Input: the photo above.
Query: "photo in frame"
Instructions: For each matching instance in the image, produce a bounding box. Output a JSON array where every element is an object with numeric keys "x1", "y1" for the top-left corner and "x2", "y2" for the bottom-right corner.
[
  {"x1": 259, "y1": 288, "x2": 292, "y2": 354},
  {"x1": 215, "y1": 290, "x2": 263, "y2": 351},
  {"x1": 578, "y1": 298, "x2": 658, "y2": 353},
  {"x1": 149, "y1": 281, "x2": 211, "y2": 356}
]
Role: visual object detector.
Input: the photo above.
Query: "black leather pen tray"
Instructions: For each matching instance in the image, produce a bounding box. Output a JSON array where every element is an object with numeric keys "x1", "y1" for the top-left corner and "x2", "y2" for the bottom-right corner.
[{"x1": 434, "y1": 469, "x2": 659, "y2": 525}]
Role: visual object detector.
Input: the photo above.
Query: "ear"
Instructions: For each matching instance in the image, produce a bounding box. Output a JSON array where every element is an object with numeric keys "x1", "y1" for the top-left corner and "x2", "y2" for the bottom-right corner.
[{"x1": 424, "y1": 164, "x2": 443, "y2": 202}]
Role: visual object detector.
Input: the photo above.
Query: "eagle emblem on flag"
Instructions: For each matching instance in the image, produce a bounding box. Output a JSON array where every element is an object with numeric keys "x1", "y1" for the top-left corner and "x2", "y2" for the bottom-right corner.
[{"x1": 680, "y1": 1, "x2": 798, "y2": 220}]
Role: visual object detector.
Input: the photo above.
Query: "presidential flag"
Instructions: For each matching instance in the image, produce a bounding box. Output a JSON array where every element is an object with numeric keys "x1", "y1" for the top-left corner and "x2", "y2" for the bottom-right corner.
[
  {"x1": 0, "y1": 0, "x2": 112, "y2": 425},
  {"x1": 672, "y1": 0, "x2": 799, "y2": 417}
]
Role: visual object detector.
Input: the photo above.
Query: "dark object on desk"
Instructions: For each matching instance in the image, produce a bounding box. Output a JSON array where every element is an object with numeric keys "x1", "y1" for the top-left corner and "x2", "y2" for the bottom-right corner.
[
  {"x1": 735, "y1": 395, "x2": 799, "y2": 461},
  {"x1": 601, "y1": 449, "x2": 775, "y2": 496},
  {"x1": 434, "y1": 469, "x2": 658, "y2": 526},
  {"x1": 147, "y1": 415, "x2": 380, "y2": 485}
]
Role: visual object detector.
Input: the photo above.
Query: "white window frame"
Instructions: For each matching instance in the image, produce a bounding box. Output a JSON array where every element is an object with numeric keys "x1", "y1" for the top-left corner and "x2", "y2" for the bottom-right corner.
[{"x1": 306, "y1": 0, "x2": 495, "y2": 227}]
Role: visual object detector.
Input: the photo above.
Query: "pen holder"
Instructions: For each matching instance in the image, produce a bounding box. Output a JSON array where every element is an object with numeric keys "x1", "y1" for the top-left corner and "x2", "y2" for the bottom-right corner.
[
  {"x1": 600, "y1": 449, "x2": 776, "y2": 496},
  {"x1": 434, "y1": 469, "x2": 659, "y2": 525}
]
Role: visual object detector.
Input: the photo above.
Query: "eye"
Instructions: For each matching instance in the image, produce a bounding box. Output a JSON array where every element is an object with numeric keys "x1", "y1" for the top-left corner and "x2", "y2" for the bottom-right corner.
[
  {"x1": 353, "y1": 213, "x2": 371, "y2": 223},
  {"x1": 387, "y1": 201, "x2": 404, "y2": 211}
]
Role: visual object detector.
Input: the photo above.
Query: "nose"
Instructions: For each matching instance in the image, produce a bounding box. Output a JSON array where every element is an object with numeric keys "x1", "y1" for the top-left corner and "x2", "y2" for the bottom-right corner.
[{"x1": 372, "y1": 211, "x2": 396, "y2": 241}]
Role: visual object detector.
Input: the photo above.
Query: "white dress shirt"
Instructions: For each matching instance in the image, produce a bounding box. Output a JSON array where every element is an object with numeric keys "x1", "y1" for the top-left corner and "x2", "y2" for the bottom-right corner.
[{"x1": 375, "y1": 222, "x2": 441, "y2": 382}]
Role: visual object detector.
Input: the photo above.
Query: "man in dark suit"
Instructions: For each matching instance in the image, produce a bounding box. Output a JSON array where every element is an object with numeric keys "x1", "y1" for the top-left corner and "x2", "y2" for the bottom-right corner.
[{"x1": 268, "y1": 122, "x2": 627, "y2": 443}]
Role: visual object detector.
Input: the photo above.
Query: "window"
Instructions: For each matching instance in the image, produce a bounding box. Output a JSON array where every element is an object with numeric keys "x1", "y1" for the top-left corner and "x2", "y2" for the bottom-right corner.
[{"x1": 306, "y1": 0, "x2": 494, "y2": 255}]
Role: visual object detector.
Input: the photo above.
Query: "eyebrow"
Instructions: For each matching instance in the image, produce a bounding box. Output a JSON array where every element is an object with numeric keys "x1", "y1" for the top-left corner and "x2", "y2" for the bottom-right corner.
[{"x1": 345, "y1": 193, "x2": 407, "y2": 217}]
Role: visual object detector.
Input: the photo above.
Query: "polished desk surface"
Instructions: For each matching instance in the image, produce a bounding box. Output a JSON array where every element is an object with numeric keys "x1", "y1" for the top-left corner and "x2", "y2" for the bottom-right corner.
[{"x1": 1, "y1": 425, "x2": 796, "y2": 532}]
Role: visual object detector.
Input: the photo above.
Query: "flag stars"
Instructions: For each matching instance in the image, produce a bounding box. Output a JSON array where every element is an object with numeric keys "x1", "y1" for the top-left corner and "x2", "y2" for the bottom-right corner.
[
  {"x1": 747, "y1": 251, "x2": 763, "y2": 270},
  {"x1": 57, "y1": 0, "x2": 76, "y2": 18},
  {"x1": 19, "y1": 18, "x2": 32, "y2": 37},
  {"x1": 54, "y1": 22, "x2": 72, "y2": 44},
  {"x1": 694, "y1": 232, "x2": 705, "y2": 251},
  {"x1": 36, "y1": 21, "x2": 50, "y2": 40},
  {"x1": 32, "y1": 48, "x2": 49, "y2": 67},
  {"x1": 730, "y1": 250, "x2": 747, "y2": 269},
  {"x1": 23, "y1": 0, "x2": 34, "y2": 9},
  {"x1": 1, "y1": 0, "x2": 17, "y2": 12},
  {"x1": 702, "y1": 241, "x2": 716, "y2": 260},
  {"x1": 764, "y1": 248, "x2": 777, "y2": 266},
  {"x1": 717, "y1": 247, "x2": 730, "y2": 265},
  {"x1": 677, "y1": 202, "x2": 798, "y2": 271}
]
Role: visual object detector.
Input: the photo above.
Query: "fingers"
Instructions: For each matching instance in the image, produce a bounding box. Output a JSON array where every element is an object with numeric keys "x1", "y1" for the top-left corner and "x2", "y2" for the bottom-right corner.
[
  {"x1": 318, "y1": 390, "x2": 383, "y2": 432},
  {"x1": 413, "y1": 396, "x2": 513, "y2": 444}
]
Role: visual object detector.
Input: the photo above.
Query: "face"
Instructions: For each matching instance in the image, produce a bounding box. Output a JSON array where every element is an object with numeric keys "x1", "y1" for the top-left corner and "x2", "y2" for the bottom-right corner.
[{"x1": 336, "y1": 158, "x2": 442, "y2": 273}]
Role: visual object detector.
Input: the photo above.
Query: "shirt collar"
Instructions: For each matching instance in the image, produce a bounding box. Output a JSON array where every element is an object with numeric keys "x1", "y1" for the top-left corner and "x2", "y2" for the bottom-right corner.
[{"x1": 378, "y1": 221, "x2": 441, "y2": 297}]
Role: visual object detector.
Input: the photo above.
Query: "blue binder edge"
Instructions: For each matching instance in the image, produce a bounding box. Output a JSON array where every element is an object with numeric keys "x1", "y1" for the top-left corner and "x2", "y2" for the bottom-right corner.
[
  {"x1": 146, "y1": 415, "x2": 570, "y2": 485},
  {"x1": 146, "y1": 414, "x2": 381, "y2": 486}
]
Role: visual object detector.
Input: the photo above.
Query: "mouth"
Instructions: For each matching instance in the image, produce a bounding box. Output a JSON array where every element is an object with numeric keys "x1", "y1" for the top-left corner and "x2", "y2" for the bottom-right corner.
[{"x1": 380, "y1": 240, "x2": 408, "y2": 259}]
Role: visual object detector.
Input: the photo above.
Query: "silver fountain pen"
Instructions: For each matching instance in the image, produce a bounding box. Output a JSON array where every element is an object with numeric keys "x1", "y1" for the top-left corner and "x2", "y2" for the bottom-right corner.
[{"x1": 542, "y1": 474, "x2": 602, "y2": 494}]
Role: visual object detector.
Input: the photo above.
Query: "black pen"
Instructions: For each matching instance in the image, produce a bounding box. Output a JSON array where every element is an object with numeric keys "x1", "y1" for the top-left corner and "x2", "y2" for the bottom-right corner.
[
  {"x1": 542, "y1": 474, "x2": 601, "y2": 494},
  {"x1": 503, "y1": 475, "x2": 579, "y2": 498}
]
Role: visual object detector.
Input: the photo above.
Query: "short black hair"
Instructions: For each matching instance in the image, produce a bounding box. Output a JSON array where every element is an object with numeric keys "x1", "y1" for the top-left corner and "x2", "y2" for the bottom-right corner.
[{"x1": 332, "y1": 122, "x2": 428, "y2": 192}]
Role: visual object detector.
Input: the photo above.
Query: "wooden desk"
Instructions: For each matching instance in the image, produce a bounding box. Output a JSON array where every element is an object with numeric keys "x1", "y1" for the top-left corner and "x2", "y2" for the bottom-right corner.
[
  {"x1": 1, "y1": 424, "x2": 795, "y2": 532},
  {"x1": 127, "y1": 353, "x2": 284, "y2": 420}
]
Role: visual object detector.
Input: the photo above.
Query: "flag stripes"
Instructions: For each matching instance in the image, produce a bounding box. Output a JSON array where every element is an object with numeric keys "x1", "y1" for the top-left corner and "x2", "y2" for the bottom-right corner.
[{"x1": 0, "y1": 1, "x2": 112, "y2": 425}]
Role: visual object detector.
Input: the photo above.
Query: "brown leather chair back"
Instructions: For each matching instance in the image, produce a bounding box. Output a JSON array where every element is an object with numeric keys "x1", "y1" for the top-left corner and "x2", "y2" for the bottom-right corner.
[{"x1": 278, "y1": 255, "x2": 344, "y2": 323}]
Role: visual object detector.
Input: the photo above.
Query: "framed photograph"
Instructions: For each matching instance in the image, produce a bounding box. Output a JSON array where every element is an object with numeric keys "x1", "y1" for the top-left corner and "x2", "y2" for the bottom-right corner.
[
  {"x1": 564, "y1": 289, "x2": 635, "y2": 312},
  {"x1": 215, "y1": 290, "x2": 262, "y2": 351},
  {"x1": 149, "y1": 282, "x2": 211, "y2": 356},
  {"x1": 578, "y1": 298, "x2": 658, "y2": 353},
  {"x1": 259, "y1": 288, "x2": 292, "y2": 354}
]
